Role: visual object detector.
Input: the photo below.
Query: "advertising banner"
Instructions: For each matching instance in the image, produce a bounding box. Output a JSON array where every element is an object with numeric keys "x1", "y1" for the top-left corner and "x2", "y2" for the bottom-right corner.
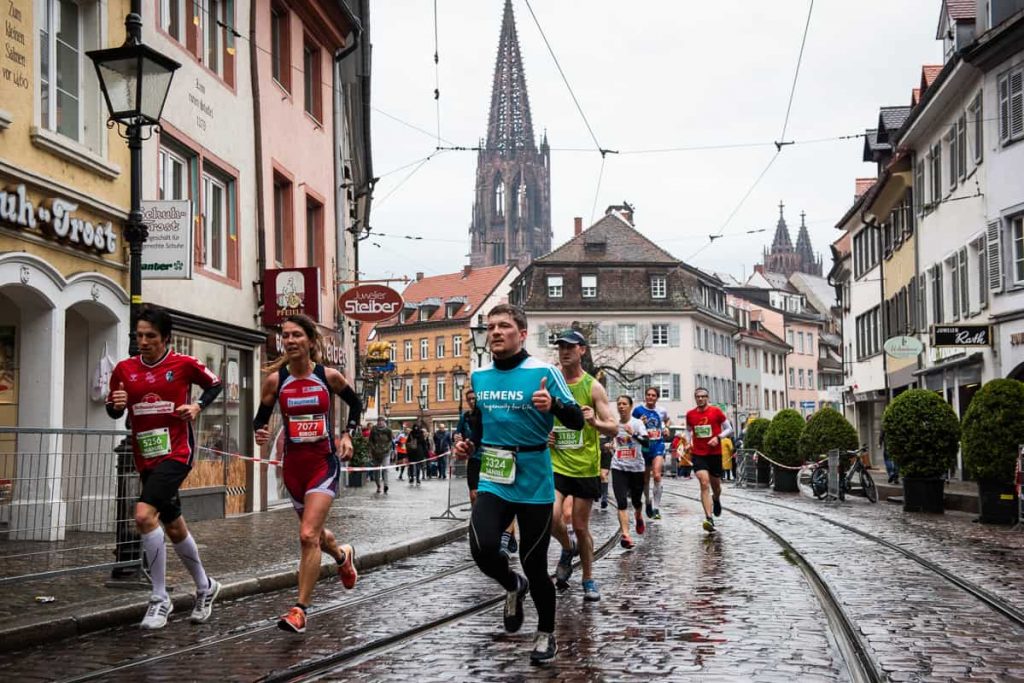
[
  {"x1": 263, "y1": 267, "x2": 321, "y2": 325},
  {"x1": 140, "y1": 200, "x2": 193, "y2": 279}
]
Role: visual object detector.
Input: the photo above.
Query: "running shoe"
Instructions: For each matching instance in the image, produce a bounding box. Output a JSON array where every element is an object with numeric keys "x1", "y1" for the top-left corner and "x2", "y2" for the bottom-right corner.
[
  {"x1": 507, "y1": 533, "x2": 518, "y2": 556},
  {"x1": 530, "y1": 632, "x2": 557, "y2": 664},
  {"x1": 620, "y1": 536, "x2": 635, "y2": 550},
  {"x1": 554, "y1": 540, "x2": 576, "y2": 588},
  {"x1": 652, "y1": 509, "x2": 662, "y2": 520},
  {"x1": 277, "y1": 606, "x2": 307, "y2": 633},
  {"x1": 703, "y1": 516, "x2": 716, "y2": 534},
  {"x1": 636, "y1": 515, "x2": 646, "y2": 536},
  {"x1": 140, "y1": 595, "x2": 173, "y2": 630},
  {"x1": 645, "y1": 502, "x2": 654, "y2": 519},
  {"x1": 600, "y1": 497, "x2": 608, "y2": 510},
  {"x1": 712, "y1": 496, "x2": 722, "y2": 517},
  {"x1": 189, "y1": 577, "x2": 221, "y2": 624},
  {"x1": 338, "y1": 544, "x2": 358, "y2": 589},
  {"x1": 503, "y1": 573, "x2": 529, "y2": 633},
  {"x1": 384, "y1": 485, "x2": 389, "y2": 494},
  {"x1": 582, "y1": 579, "x2": 601, "y2": 602}
]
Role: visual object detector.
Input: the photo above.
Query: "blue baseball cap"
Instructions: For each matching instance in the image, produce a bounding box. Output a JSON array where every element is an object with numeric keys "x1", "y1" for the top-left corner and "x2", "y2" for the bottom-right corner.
[{"x1": 555, "y1": 330, "x2": 588, "y2": 346}]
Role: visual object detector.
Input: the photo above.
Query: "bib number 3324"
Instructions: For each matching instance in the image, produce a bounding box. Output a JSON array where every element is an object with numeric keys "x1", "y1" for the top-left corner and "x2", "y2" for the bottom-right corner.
[{"x1": 479, "y1": 447, "x2": 516, "y2": 485}]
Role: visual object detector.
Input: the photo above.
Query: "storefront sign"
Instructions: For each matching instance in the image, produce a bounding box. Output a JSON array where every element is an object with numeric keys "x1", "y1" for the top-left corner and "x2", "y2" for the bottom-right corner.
[
  {"x1": 337, "y1": 285, "x2": 403, "y2": 323},
  {"x1": 262, "y1": 267, "x2": 321, "y2": 325},
  {"x1": 1011, "y1": 333, "x2": 1024, "y2": 346},
  {"x1": 140, "y1": 200, "x2": 192, "y2": 280},
  {"x1": 931, "y1": 325, "x2": 991, "y2": 348},
  {"x1": 0, "y1": 184, "x2": 118, "y2": 255},
  {"x1": 884, "y1": 335, "x2": 924, "y2": 359}
]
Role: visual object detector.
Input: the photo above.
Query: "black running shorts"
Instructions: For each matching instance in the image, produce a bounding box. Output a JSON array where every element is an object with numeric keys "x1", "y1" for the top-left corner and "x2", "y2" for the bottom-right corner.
[
  {"x1": 600, "y1": 449, "x2": 612, "y2": 471},
  {"x1": 553, "y1": 472, "x2": 601, "y2": 501},
  {"x1": 691, "y1": 454, "x2": 724, "y2": 479},
  {"x1": 139, "y1": 459, "x2": 192, "y2": 524}
]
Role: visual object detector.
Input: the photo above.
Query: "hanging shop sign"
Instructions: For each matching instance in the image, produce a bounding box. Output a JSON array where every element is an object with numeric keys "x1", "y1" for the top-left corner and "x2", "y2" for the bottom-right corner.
[
  {"x1": 262, "y1": 267, "x2": 321, "y2": 325},
  {"x1": 337, "y1": 284, "x2": 403, "y2": 323},
  {"x1": 140, "y1": 200, "x2": 192, "y2": 280},
  {"x1": 883, "y1": 335, "x2": 924, "y2": 359},
  {"x1": 931, "y1": 325, "x2": 992, "y2": 348},
  {"x1": 0, "y1": 184, "x2": 119, "y2": 255}
]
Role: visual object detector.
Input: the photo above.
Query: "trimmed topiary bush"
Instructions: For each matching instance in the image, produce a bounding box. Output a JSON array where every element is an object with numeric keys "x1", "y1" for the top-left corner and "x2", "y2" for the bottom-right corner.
[
  {"x1": 763, "y1": 409, "x2": 806, "y2": 467},
  {"x1": 744, "y1": 418, "x2": 771, "y2": 452},
  {"x1": 881, "y1": 389, "x2": 959, "y2": 479},
  {"x1": 799, "y1": 407, "x2": 858, "y2": 462},
  {"x1": 961, "y1": 379, "x2": 1024, "y2": 483}
]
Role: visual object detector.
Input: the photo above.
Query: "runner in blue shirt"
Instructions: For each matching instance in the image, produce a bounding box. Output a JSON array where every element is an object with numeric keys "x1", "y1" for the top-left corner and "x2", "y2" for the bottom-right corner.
[
  {"x1": 454, "y1": 304, "x2": 583, "y2": 665},
  {"x1": 632, "y1": 387, "x2": 671, "y2": 519}
]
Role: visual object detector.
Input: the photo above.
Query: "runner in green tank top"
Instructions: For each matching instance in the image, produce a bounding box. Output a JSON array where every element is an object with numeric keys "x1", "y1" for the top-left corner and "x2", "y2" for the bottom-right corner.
[{"x1": 548, "y1": 330, "x2": 617, "y2": 601}]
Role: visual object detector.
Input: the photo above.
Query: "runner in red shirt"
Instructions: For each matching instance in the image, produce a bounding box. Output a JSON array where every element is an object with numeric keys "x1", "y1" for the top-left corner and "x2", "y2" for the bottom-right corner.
[
  {"x1": 106, "y1": 306, "x2": 224, "y2": 629},
  {"x1": 254, "y1": 314, "x2": 362, "y2": 634},
  {"x1": 685, "y1": 387, "x2": 734, "y2": 534}
]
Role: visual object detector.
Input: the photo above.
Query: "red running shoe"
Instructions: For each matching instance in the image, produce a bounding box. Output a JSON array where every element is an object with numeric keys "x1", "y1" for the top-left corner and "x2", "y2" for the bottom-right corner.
[
  {"x1": 620, "y1": 536, "x2": 635, "y2": 549},
  {"x1": 636, "y1": 516, "x2": 646, "y2": 536},
  {"x1": 277, "y1": 606, "x2": 306, "y2": 633},
  {"x1": 338, "y1": 544, "x2": 358, "y2": 589}
]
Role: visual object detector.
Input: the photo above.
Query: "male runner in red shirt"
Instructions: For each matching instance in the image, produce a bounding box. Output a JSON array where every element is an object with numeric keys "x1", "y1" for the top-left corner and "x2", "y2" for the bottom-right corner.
[
  {"x1": 685, "y1": 387, "x2": 733, "y2": 533},
  {"x1": 107, "y1": 306, "x2": 223, "y2": 629}
]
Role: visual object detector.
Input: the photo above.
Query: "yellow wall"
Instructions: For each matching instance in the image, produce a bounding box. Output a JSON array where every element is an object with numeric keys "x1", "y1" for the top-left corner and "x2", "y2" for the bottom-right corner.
[{"x1": 884, "y1": 232, "x2": 917, "y2": 377}]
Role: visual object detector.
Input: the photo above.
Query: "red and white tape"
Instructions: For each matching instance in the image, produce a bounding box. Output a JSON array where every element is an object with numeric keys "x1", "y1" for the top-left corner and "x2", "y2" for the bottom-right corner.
[{"x1": 197, "y1": 445, "x2": 452, "y2": 473}]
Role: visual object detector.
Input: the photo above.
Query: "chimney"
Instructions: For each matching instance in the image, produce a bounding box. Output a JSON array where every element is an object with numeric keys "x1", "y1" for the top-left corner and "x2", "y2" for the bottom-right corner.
[
  {"x1": 573, "y1": 217, "x2": 583, "y2": 236},
  {"x1": 416, "y1": 271, "x2": 424, "y2": 281},
  {"x1": 462, "y1": 265, "x2": 472, "y2": 278}
]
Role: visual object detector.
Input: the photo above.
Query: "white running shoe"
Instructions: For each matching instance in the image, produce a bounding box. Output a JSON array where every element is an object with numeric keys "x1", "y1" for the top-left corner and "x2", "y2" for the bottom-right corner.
[
  {"x1": 141, "y1": 596, "x2": 174, "y2": 629},
  {"x1": 190, "y1": 578, "x2": 222, "y2": 623}
]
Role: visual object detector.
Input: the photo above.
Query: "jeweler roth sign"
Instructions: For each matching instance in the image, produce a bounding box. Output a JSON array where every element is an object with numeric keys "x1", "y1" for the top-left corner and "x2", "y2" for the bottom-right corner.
[{"x1": 140, "y1": 200, "x2": 193, "y2": 280}]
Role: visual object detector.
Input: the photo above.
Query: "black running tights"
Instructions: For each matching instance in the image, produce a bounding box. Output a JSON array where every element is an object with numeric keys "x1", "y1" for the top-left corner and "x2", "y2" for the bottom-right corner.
[
  {"x1": 612, "y1": 468, "x2": 645, "y2": 511},
  {"x1": 469, "y1": 492, "x2": 554, "y2": 632}
]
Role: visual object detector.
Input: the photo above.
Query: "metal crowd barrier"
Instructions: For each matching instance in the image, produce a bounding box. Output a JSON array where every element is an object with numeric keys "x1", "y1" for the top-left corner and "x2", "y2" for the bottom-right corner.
[
  {"x1": 0, "y1": 427, "x2": 142, "y2": 585},
  {"x1": 733, "y1": 449, "x2": 772, "y2": 488}
]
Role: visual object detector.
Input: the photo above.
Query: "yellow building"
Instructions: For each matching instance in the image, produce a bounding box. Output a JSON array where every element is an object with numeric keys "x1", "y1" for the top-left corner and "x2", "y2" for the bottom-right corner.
[{"x1": 1, "y1": 0, "x2": 134, "y2": 431}]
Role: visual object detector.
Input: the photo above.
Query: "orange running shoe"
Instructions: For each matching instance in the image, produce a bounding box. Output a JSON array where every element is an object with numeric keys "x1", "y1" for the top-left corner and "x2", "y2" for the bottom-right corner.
[
  {"x1": 277, "y1": 606, "x2": 306, "y2": 633},
  {"x1": 338, "y1": 544, "x2": 358, "y2": 589}
]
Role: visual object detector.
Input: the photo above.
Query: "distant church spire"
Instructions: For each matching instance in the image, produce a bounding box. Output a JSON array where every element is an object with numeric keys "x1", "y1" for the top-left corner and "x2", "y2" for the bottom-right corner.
[
  {"x1": 468, "y1": 0, "x2": 552, "y2": 268},
  {"x1": 761, "y1": 202, "x2": 823, "y2": 277},
  {"x1": 771, "y1": 201, "x2": 794, "y2": 252}
]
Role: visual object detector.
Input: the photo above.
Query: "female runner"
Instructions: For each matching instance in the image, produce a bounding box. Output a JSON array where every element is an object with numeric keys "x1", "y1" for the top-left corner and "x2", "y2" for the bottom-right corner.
[{"x1": 254, "y1": 314, "x2": 363, "y2": 633}]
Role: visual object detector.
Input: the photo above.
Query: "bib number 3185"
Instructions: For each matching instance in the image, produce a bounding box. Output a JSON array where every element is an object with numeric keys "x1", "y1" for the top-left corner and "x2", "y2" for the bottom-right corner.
[{"x1": 479, "y1": 447, "x2": 516, "y2": 485}]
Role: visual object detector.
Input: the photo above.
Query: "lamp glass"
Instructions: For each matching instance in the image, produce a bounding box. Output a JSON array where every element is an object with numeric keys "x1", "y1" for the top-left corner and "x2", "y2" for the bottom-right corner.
[
  {"x1": 453, "y1": 370, "x2": 468, "y2": 389},
  {"x1": 139, "y1": 56, "x2": 176, "y2": 121},
  {"x1": 390, "y1": 375, "x2": 403, "y2": 390},
  {"x1": 470, "y1": 324, "x2": 488, "y2": 354},
  {"x1": 95, "y1": 56, "x2": 139, "y2": 115}
]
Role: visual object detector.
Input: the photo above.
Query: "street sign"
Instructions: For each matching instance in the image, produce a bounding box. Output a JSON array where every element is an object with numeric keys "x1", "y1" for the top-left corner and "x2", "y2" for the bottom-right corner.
[
  {"x1": 140, "y1": 200, "x2": 192, "y2": 279},
  {"x1": 931, "y1": 324, "x2": 992, "y2": 347},
  {"x1": 800, "y1": 400, "x2": 816, "y2": 409},
  {"x1": 883, "y1": 335, "x2": 923, "y2": 358},
  {"x1": 338, "y1": 285, "x2": 403, "y2": 323}
]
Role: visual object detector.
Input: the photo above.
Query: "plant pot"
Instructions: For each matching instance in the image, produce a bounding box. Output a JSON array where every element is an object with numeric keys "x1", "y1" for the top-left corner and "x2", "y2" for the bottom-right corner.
[
  {"x1": 901, "y1": 477, "x2": 944, "y2": 513},
  {"x1": 977, "y1": 480, "x2": 1018, "y2": 525},
  {"x1": 348, "y1": 471, "x2": 364, "y2": 488},
  {"x1": 773, "y1": 466, "x2": 799, "y2": 492}
]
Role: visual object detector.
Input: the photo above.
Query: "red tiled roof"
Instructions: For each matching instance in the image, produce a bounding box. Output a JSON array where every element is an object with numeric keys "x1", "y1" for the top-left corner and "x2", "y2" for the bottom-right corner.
[
  {"x1": 911, "y1": 87, "x2": 921, "y2": 106},
  {"x1": 376, "y1": 265, "x2": 513, "y2": 329},
  {"x1": 921, "y1": 65, "x2": 943, "y2": 91},
  {"x1": 738, "y1": 327, "x2": 790, "y2": 349},
  {"x1": 946, "y1": 0, "x2": 975, "y2": 21},
  {"x1": 832, "y1": 232, "x2": 851, "y2": 257},
  {"x1": 855, "y1": 178, "x2": 876, "y2": 199}
]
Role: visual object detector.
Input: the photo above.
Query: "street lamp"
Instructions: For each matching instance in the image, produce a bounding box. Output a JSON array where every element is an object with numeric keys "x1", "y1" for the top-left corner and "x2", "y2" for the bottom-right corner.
[
  {"x1": 87, "y1": 4, "x2": 179, "y2": 581},
  {"x1": 453, "y1": 368, "x2": 468, "y2": 417},
  {"x1": 470, "y1": 314, "x2": 489, "y2": 369},
  {"x1": 417, "y1": 392, "x2": 428, "y2": 414},
  {"x1": 383, "y1": 403, "x2": 391, "y2": 419},
  {"x1": 87, "y1": 5, "x2": 180, "y2": 357}
]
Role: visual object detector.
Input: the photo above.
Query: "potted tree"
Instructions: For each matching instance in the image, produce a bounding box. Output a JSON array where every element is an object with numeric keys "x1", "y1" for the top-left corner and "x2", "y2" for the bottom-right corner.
[
  {"x1": 346, "y1": 434, "x2": 371, "y2": 488},
  {"x1": 743, "y1": 418, "x2": 772, "y2": 486},
  {"x1": 882, "y1": 389, "x2": 959, "y2": 513},
  {"x1": 763, "y1": 409, "x2": 806, "y2": 492},
  {"x1": 961, "y1": 379, "x2": 1024, "y2": 524},
  {"x1": 800, "y1": 406, "x2": 858, "y2": 469}
]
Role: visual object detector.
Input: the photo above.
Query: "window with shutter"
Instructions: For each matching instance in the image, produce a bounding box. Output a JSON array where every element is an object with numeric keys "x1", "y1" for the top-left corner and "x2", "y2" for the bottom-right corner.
[
  {"x1": 1000, "y1": 68, "x2": 1024, "y2": 143},
  {"x1": 958, "y1": 248, "x2": 969, "y2": 318},
  {"x1": 1013, "y1": 217, "x2": 1024, "y2": 285},
  {"x1": 987, "y1": 220, "x2": 1003, "y2": 292},
  {"x1": 947, "y1": 125, "x2": 958, "y2": 190},
  {"x1": 948, "y1": 255, "x2": 961, "y2": 321},
  {"x1": 972, "y1": 93, "x2": 983, "y2": 163},
  {"x1": 671, "y1": 374, "x2": 680, "y2": 401},
  {"x1": 957, "y1": 116, "x2": 966, "y2": 180},
  {"x1": 915, "y1": 160, "x2": 925, "y2": 215},
  {"x1": 669, "y1": 324, "x2": 680, "y2": 347}
]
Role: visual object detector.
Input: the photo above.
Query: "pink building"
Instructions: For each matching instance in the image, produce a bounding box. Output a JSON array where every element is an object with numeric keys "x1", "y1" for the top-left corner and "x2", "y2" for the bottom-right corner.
[{"x1": 784, "y1": 319, "x2": 821, "y2": 417}]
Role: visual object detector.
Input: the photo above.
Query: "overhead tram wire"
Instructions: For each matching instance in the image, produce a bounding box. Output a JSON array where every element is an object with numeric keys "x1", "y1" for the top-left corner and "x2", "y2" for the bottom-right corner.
[
  {"x1": 779, "y1": 0, "x2": 816, "y2": 145},
  {"x1": 433, "y1": 0, "x2": 443, "y2": 149},
  {"x1": 589, "y1": 155, "x2": 607, "y2": 225}
]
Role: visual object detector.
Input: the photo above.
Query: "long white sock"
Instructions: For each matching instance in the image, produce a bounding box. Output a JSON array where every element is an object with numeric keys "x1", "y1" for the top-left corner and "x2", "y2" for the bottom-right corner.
[
  {"x1": 142, "y1": 527, "x2": 168, "y2": 600},
  {"x1": 653, "y1": 480, "x2": 663, "y2": 509},
  {"x1": 173, "y1": 533, "x2": 210, "y2": 593}
]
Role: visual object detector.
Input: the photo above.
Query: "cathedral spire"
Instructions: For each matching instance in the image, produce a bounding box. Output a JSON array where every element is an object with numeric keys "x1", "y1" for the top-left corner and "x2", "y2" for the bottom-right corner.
[
  {"x1": 771, "y1": 200, "x2": 793, "y2": 252},
  {"x1": 486, "y1": 0, "x2": 536, "y2": 154},
  {"x1": 794, "y1": 211, "x2": 822, "y2": 276}
]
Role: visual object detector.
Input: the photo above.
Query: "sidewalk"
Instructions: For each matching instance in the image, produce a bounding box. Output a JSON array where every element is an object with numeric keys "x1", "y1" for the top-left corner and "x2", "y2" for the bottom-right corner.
[{"x1": 0, "y1": 475, "x2": 470, "y2": 652}]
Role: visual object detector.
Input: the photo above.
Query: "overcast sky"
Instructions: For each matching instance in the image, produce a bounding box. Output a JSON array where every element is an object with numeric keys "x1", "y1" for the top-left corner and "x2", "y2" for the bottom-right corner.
[{"x1": 362, "y1": 0, "x2": 943, "y2": 283}]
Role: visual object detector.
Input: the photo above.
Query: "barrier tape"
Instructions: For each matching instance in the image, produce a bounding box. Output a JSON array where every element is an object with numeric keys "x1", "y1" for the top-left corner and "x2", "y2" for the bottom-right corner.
[
  {"x1": 742, "y1": 449, "x2": 827, "y2": 471},
  {"x1": 197, "y1": 444, "x2": 452, "y2": 473}
]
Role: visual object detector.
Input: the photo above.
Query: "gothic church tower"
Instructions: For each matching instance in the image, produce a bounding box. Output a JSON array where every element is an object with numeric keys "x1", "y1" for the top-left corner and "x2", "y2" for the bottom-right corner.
[{"x1": 469, "y1": 0, "x2": 552, "y2": 267}]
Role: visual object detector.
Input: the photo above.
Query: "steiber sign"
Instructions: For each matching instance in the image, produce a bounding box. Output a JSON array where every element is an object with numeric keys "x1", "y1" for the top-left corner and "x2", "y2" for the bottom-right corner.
[
  {"x1": 338, "y1": 285, "x2": 403, "y2": 323},
  {"x1": 931, "y1": 325, "x2": 992, "y2": 348},
  {"x1": 140, "y1": 200, "x2": 193, "y2": 280},
  {"x1": 0, "y1": 184, "x2": 118, "y2": 255}
]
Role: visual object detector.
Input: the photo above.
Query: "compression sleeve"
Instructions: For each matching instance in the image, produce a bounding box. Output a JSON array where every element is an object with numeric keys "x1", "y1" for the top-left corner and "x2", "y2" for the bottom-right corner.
[
  {"x1": 105, "y1": 404, "x2": 126, "y2": 420},
  {"x1": 719, "y1": 418, "x2": 734, "y2": 439},
  {"x1": 338, "y1": 384, "x2": 362, "y2": 431},
  {"x1": 197, "y1": 384, "x2": 223, "y2": 411},
  {"x1": 551, "y1": 399, "x2": 584, "y2": 431},
  {"x1": 253, "y1": 402, "x2": 274, "y2": 431}
]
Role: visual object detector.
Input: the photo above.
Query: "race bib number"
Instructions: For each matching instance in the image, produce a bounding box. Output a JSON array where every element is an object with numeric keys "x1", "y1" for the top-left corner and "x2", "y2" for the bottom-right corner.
[
  {"x1": 615, "y1": 447, "x2": 637, "y2": 460},
  {"x1": 137, "y1": 428, "x2": 171, "y2": 459},
  {"x1": 694, "y1": 425, "x2": 713, "y2": 439},
  {"x1": 553, "y1": 427, "x2": 584, "y2": 450},
  {"x1": 647, "y1": 428, "x2": 662, "y2": 440},
  {"x1": 479, "y1": 447, "x2": 516, "y2": 485},
  {"x1": 288, "y1": 414, "x2": 328, "y2": 443}
]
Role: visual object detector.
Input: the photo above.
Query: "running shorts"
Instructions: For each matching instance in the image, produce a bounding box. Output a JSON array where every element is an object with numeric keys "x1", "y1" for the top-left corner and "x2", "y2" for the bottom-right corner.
[
  {"x1": 139, "y1": 459, "x2": 191, "y2": 524},
  {"x1": 691, "y1": 454, "x2": 724, "y2": 479},
  {"x1": 600, "y1": 449, "x2": 612, "y2": 471},
  {"x1": 553, "y1": 472, "x2": 601, "y2": 501},
  {"x1": 284, "y1": 452, "x2": 340, "y2": 512}
]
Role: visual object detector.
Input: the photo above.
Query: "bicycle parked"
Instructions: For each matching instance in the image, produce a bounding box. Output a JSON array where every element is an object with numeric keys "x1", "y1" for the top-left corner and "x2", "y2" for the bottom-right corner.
[{"x1": 809, "y1": 447, "x2": 877, "y2": 503}]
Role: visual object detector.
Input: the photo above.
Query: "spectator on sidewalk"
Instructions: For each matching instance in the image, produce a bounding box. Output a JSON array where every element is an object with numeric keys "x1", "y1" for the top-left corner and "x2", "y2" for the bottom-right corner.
[
  {"x1": 369, "y1": 418, "x2": 394, "y2": 494},
  {"x1": 433, "y1": 423, "x2": 452, "y2": 480},
  {"x1": 407, "y1": 421, "x2": 427, "y2": 486},
  {"x1": 881, "y1": 430, "x2": 899, "y2": 484},
  {"x1": 395, "y1": 425, "x2": 408, "y2": 481},
  {"x1": 721, "y1": 435, "x2": 735, "y2": 481}
]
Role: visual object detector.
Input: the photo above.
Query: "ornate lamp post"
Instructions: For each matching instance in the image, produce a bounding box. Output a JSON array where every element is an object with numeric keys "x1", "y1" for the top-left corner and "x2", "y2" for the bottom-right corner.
[
  {"x1": 470, "y1": 314, "x2": 489, "y2": 370},
  {"x1": 87, "y1": 5, "x2": 179, "y2": 580},
  {"x1": 453, "y1": 368, "x2": 468, "y2": 417}
]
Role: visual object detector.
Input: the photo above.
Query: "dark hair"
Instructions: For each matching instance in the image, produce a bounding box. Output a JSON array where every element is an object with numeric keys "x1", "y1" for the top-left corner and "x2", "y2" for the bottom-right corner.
[
  {"x1": 265, "y1": 314, "x2": 326, "y2": 372},
  {"x1": 694, "y1": 386, "x2": 709, "y2": 396},
  {"x1": 137, "y1": 305, "x2": 173, "y2": 341},
  {"x1": 645, "y1": 387, "x2": 659, "y2": 396},
  {"x1": 617, "y1": 394, "x2": 634, "y2": 405},
  {"x1": 487, "y1": 303, "x2": 528, "y2": 331}
]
